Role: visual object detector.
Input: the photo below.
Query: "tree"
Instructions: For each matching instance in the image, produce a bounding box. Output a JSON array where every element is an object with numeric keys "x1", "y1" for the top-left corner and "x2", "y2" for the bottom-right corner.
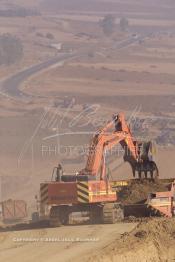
[
  {"x1": 119, "y1": 17, "x2": 129, "y2": 32},
  {"x1": 0, "y1": 34, "x2": 23, "y2": 65},
  {"x1": 100, "y1": 14, "x2": 116, "y2": 36}
]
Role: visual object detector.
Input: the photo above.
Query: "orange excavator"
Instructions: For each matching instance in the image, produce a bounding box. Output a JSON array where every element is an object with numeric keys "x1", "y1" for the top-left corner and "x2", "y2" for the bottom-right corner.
[
  {"x1": 81, "y1": 112, "x2": 158, "y2": 180},
  {"x1": 40, "y1": 113, "x2": 159, "y2": 225}
]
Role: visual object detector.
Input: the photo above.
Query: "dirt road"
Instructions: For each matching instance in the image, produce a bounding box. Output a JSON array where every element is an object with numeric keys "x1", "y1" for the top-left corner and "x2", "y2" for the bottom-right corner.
[{"x1": 0, "y1": 223, "x2": 137, "y2": 262}]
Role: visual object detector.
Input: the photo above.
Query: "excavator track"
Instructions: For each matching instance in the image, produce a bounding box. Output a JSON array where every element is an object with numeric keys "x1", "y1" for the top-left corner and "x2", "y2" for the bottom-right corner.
[{"x1": 102, "y1": 203, "x2": 124, "y2": 224}]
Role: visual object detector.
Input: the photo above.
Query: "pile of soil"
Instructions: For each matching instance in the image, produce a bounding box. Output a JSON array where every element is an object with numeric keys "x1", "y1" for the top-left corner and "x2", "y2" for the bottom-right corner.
[
  {"x1": 118, "y1": 180, "x2": 171, "y2": 204},
  {"x1": 87, "y1": 218, "x2": 175, "y2": 262}
]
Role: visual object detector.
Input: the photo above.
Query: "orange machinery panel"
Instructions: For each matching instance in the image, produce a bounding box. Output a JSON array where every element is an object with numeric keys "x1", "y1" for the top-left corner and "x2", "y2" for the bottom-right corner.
[
  {"x1": 41, "y1": 180, "x2": 117, "y2": 205},
  {"x1": 47, "y1": 182, "x2": 78, "y2": 205},
  {"x1": 88, "y1": 181, "x2": 117, "y2": 203}
]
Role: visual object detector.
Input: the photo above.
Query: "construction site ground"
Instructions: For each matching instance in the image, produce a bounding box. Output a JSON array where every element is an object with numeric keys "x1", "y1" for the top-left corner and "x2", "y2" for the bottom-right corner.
[
  {"x1": 0, "y1": 178, "x2": 174, "y2": 262},
  {"x1": 0, "y1": 219, "x2": 174, "y2": 262},
  {"x1": 0, "y1": 222, "x2": 137, "y2": 262},
  {"x1": 85, "y1": 218, "x2": 175, "y2": 262}
]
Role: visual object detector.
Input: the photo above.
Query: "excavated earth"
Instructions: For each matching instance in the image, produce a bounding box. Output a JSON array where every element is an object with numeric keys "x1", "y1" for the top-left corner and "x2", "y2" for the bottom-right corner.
[
  {"x1": 118, "y1": 179, "x2": 172, "y2": 204},
  {"x1": 85, "y1": 218, "x2": 175, "y2": 262}
]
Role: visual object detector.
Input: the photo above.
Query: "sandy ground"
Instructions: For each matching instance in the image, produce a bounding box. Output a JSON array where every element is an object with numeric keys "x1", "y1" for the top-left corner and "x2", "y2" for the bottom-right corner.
[
  {"x1": 85, "y1": 218, "x2": 175, "y2": 262},
  {"x1": 0, "y1": 223, "x2": 137, "y2": 262},
  {"x1": 1, "y1": 218, "x2": 173, "y2": 262}
]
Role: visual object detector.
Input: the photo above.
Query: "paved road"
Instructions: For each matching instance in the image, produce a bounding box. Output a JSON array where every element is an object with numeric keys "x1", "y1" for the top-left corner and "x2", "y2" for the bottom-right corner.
[
  {"x1": 0, "y1": 31, "x2": 153, "y2": 102},
  {"x1": 0, "y1": 53, "x2": 76, "y2": 99}
]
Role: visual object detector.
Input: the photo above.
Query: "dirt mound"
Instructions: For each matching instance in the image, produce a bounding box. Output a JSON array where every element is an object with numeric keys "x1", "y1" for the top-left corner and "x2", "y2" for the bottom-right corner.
[
  {"x1": 87, "y1": 218, "x2": 175, "y2": 262},
  {"x1": 118, "y1": 180, "x2": 171, "y2": 204}
]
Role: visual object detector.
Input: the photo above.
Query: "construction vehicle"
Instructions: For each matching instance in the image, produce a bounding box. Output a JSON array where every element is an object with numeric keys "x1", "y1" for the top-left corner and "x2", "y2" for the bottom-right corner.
[
  {"x1": 40, "y1": 112, "x2": 159, "y2": 226},
  {"x1": 123, "y1": 179, "x2": 175, "y2": 218},
  {"x1": 147, "y1": 180, "x2": 175, "y2": 218}
]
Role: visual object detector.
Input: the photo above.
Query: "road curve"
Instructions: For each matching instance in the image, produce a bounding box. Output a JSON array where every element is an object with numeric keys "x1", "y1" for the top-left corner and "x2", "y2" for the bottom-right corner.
[
  {"x1": 0, "y1": 34, "x2": 149, "y2": 100},
  {"x1": 0, "y1": 53, "x2": 76, "y2": 99}
]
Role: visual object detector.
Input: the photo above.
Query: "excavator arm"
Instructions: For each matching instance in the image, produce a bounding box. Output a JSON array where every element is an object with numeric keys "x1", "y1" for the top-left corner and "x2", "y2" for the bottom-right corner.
[
  {"x1": 84, "y1": 131, "x2": 129, "y2": 179},
  {"x1": 114, "y1": 113, "x2": 159, "y2": 178},
  {"x1": 82, "y1": 113, "x2": 159, "y2": 180}
]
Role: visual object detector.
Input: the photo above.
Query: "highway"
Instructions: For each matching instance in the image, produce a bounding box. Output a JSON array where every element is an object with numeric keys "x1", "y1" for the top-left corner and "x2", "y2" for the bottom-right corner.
[
  {"x1": 0, "y1": 34, "x2": 149, "y2": 101},
  {"x1": 0, "y1": 53, "x2": 76, "y2": 100}
]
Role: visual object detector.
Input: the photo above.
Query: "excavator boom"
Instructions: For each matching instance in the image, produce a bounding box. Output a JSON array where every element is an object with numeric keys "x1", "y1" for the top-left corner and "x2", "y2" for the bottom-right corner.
[{"x1": 83, "y1": 112, "x2": 159, "y2": 180}]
